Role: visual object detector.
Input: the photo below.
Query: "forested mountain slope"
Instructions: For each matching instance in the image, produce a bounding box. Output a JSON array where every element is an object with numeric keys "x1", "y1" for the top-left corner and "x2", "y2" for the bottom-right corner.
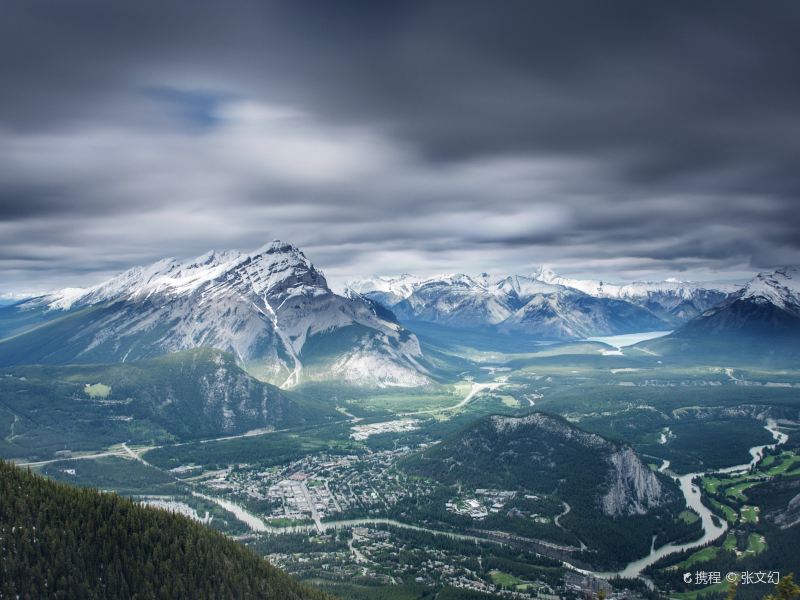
[
  {"x1": 0, "y1": 348, "x2": 334, "y2": 460},
  {"x1": 0, "y1": 460, "x2": 331, "y2": 599}
]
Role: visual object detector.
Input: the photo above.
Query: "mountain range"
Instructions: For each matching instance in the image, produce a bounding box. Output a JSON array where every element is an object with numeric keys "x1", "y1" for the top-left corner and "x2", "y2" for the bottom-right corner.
[
  {"x1": 348, "y1": 269, "x2": 736, "y2": 339},
  {"x1": 1, "y1": 242, "x2": 797, "y2": 387},
  {"x1": 531, "y1": 267, "x2": 738, "y2": 325}
]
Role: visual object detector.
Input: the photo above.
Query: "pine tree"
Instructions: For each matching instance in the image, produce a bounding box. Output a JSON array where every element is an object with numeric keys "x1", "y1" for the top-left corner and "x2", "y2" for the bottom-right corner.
[{"x1": 765, "y1": 574, "x2": 800, "y2": 600}]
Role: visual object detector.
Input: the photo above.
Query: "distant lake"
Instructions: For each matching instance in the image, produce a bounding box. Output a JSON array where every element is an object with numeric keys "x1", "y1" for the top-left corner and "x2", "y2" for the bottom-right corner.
[{"x1": 586, "y1": 330, "x2": 672, "y2": 348}]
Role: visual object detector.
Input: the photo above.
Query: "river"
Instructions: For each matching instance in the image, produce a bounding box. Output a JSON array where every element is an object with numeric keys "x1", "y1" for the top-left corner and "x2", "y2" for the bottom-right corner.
[
  {"x1": 192, "y1": 491, "x2": 268, "y2": 532},
  {"x1": 717, "y1": 420, "x2": 789, "y2": 474},
  {"x1": 269, "y1": 516, "x2": 503, "y2": 545},
  {"x1": 189, "y1": 493, "x2": 504, "y2": 545}
]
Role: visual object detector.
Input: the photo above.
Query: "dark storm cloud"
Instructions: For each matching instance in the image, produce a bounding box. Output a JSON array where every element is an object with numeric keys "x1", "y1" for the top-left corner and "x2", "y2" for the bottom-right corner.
[{"x1": 1, "y1": 0, "x2": 799, "y2": 291}]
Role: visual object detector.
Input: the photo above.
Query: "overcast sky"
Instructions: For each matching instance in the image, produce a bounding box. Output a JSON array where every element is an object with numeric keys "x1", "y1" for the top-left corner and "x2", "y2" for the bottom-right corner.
[{"x1": 2, "y1": 1, "x2": 799, "y2": 293}]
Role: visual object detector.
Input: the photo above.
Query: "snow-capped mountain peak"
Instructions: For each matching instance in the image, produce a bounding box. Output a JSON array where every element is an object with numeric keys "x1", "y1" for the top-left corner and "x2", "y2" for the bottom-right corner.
[
  {"x1": 345, "y1": 274, "x2": 425, "y2": 302},
  {"x1": 345, "y1": 273, "x2": 490, "y2": 309},
  {"x1": 531, "y1": 266, "x2": 611, "y2": 296},
  {"x1": 349, "y1": 269, "x2": 669, "y2": 336},
  {"x1": 740, "y1": 267, "x2": 800, "y2": 312},
  {"x1": 495, "y1": 274, "x2": 561, "y2": 302},
  {"x1": 525, "y1": 267, "x2": 739, "y2": 324},
  {"x1": 37, "y1": 240, "x2": 328, "y2": 311},
  {"x1": 235, "y1": 240, "x2": 329, "y2": 303},
  {"x1": 531, "y1": 265, "x2": 558, "y2": 282}
]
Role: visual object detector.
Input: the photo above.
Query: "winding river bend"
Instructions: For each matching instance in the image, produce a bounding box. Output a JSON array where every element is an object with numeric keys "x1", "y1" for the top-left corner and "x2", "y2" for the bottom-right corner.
[{"x1": 595, "y1": 419, "x2": 788, "y2": 579}]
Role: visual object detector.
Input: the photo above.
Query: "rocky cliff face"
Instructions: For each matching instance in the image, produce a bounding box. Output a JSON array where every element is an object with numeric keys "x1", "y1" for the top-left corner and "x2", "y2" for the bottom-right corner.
[
  {"x1": 602, "y1": 447, "x2": 664, "y2": 516},
  {"x1": 772, "y1": 492, "x2": 800, "y2": 529}
]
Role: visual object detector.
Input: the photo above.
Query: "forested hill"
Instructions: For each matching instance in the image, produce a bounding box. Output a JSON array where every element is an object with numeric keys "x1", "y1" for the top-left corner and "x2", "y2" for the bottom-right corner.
[{"x1": 0, "y1": 461, "x2": 331, "y2": 599}]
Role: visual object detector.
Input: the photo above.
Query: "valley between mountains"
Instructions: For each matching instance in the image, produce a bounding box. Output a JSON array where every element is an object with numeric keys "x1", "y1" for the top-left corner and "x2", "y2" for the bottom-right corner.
[{"x1": 1, "y1": 242, "x2": 799, "y2": 600}]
